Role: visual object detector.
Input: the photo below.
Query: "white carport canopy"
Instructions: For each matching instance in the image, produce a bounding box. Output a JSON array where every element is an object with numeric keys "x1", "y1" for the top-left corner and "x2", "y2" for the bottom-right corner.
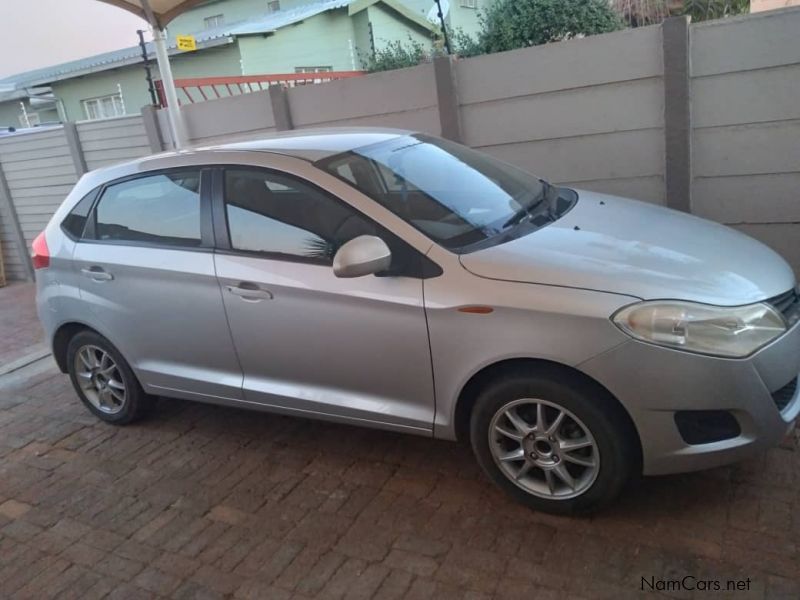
[{"x1": 96, "y1": 0, "x2": 209, "y2": 148}]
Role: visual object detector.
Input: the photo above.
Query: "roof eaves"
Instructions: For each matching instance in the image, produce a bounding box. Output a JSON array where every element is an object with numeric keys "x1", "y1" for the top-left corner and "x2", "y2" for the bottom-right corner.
[
  {"x1": 349, "y1": 0, "x2": 438, "y2": 33},
  {"x1": 13, "y1": 36, "x2": 236, "y2": 88}
]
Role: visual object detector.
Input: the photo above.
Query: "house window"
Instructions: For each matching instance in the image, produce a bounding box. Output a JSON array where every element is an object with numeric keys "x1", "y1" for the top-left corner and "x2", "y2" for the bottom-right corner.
[
  {"x1": 267, "y1": 1, "x2": 280, "y2": 13},
  {"x1": 19, "y1": 112, "x2": 40, "y2": 127},
  {"x1": 204, "y1": 14, "x2": 224, "y2": 28},
  {"x1": 460, "y1": 0, "x2": 478, "y2": 7},
  {"x1": 294, "y1": 66, "x2": 333, "y2": 73},
  {"x1": 82, "y1": 94, "x2": 126, "y2": 121}
]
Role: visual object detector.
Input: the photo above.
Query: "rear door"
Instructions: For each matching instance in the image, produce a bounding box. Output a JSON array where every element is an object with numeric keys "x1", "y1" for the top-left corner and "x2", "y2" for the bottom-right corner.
[
  {"x1": 213, "y1": 166, "x2": 437, "y2": 434},
  {"x1": 73, "y1": 168, "x2": 243, "y2": 401}
]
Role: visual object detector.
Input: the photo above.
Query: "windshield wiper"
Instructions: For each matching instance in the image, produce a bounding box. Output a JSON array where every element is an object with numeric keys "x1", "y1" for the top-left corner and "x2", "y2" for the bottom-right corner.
[{"x1": 501, "y1": 181, "x2": 552, "y2": 229}]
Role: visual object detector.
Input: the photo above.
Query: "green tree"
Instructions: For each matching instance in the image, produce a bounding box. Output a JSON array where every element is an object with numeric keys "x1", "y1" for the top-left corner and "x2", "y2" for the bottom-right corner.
[
  {"x1": 682, "y1": 0, "x2": 748, "y2": 21},
  {"x1": 478, "y1": 0, "x2": 624, "y2": 54}
]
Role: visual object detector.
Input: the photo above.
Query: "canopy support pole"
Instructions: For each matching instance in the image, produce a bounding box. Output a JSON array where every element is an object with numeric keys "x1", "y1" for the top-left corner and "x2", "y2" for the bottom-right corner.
[{"x1": 141, "y1": 0, "x2": 187, "y2": 149}]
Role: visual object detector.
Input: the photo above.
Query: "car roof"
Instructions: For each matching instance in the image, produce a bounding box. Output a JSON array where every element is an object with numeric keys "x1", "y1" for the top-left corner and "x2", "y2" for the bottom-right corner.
[
  {"x1": 212, "y1": 127, "x2": 411, "y2": 160},
  {"x1": 73, "y1": 127, "x2": 414, "y2": 200}
]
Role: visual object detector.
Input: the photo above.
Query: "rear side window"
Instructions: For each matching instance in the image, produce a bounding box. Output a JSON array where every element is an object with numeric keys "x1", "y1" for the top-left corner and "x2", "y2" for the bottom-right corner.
[
  {"x1": 61, "y1": 189, "x2": 98, "y2": 239},
  {"x1": 94, "y1": 171, "x2": 202, "y2": 247}
]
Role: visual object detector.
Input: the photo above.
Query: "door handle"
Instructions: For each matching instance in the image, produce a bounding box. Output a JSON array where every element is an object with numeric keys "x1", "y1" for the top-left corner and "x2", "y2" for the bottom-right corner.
[
  {"x1": 226, "y1": 283, "x2": 273, "y2": 302},
  {"x1": 81, "y1": 267, "x2": 114, "y2": 282}
]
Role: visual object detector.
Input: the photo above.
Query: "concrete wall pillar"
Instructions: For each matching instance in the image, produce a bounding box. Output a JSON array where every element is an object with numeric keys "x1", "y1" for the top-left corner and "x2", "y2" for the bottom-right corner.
[
  {"x1": 433, "y1": 56, "x2": 462, "y2": 143},
  {"x1": 269, "y1": 85, "x2": 294, "y2": 132},
  {"x1": 141, "y1": 105, "x2": 165, "y2": 153},
  {"x1": 662, "y1": 16, "x2": 692, "y2": 213},
  {"x1": 0, "y1": 167, "x2": 34, "y2": 281},
  {"x1": 63, "y1": 122, "x2": 88, "y2": 177}
]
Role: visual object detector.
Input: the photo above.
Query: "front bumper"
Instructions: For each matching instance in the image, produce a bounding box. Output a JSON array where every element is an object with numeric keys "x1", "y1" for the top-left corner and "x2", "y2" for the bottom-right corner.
[{"x1": 579, "y1": 321, "x2": 800, "y2": 476}]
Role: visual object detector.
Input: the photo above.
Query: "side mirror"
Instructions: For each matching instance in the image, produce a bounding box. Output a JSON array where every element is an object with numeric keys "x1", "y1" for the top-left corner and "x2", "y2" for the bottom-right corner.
[{"x1": 333, "y1": 235, "x2": 392, "y2": 278}]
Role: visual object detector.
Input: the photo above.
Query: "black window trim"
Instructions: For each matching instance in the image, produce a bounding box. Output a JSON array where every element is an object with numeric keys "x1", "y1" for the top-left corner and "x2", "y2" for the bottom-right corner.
[
  {"x1": 78, "y1": 166, "x2": 215, "y2": 253},
  {"x1": 212, "y1": 165, "x2": 442, "y2": 279}
]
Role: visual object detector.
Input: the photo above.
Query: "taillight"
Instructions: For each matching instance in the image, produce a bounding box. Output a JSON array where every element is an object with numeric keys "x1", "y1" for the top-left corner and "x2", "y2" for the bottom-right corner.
[{"x1": 31, "y1": 231, "x2": 50, "y2": 270}]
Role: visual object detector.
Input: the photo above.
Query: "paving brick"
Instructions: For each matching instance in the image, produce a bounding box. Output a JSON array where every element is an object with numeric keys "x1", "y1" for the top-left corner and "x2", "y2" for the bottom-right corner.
[
  {"x1": 0, "y1": 498, "x2": 32, "y2": 519},
  {"x1": 134, "y1": 566, "x2": 184, "y2": 596},
  {"x1": 206, "y1": 503, "x2": 248, "y2": 525},
  {"x1": 372, "y1": 568, "x2": 413, "y2": 599},
  {"x1": 435, "y1": 547, "x2": 506, "y2": 593},
  {"x1": 234, "y1": 578, "x2": 292, "y2": 600},
  {"x1": 189, "y1": 564, "x2": 243, "y2": 595},
  {"x1": 383, "y1": 549, "x2": 439, "y2": 578},
  {"x1": 320, "y1": 558, "x2": 390, "y2": 599}
]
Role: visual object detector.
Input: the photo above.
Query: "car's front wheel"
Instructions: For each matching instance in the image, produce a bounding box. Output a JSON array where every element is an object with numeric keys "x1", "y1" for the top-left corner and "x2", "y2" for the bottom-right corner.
[
  {"x1": 470, "y1": 367, "x2": 638, "y2": 514},
  {"x1": 66, "y1": 330, "x2": 152, "y2": 425}
]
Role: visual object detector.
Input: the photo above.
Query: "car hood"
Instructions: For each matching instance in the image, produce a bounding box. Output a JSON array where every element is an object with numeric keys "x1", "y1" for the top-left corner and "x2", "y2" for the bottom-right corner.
[{"x1": 459, "y1": 190, "x2": 795, "y2": 305}]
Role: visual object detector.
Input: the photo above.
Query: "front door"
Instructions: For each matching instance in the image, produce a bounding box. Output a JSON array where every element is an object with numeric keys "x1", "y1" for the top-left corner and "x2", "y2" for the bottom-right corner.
[
  {"x1": 213, "y1": 167, "x2": 435, "y2": 434},
  {"x1": 74, "y1": 168, "x2": 243, "y2": 401}
]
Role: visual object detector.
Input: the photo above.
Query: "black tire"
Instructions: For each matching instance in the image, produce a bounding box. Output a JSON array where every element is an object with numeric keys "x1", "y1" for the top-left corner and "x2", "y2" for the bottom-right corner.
[
  {"x1": 470, "y1": 365, "x2": 638, "y2": 515},
  {"x1": 66, "y1": 330, "x2": 153, "y2": 425}
]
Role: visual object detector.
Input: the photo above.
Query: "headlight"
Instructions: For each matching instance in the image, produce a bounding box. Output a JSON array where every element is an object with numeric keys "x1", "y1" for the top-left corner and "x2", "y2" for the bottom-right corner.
[{"x1": 612, "y1": 301, "x2": 786, "y2": 358}]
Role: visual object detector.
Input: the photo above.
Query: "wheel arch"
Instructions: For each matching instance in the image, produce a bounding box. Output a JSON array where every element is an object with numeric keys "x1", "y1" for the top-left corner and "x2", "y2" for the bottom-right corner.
[
  {"x1": 452, "y1": 358, "x2": 642, "y2": 468},
  {"x1": 52, "y1": 321, "x2": 104, "y2": 373}
]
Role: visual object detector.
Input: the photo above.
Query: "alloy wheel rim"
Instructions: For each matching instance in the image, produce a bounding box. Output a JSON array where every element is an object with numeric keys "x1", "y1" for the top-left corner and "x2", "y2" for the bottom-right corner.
[
  {"x1": 488, "y1": 398, "x2": 600, "y2": 500},
  {"x1": 74, "y1": 345, "x2": 126, "y2": 415}
]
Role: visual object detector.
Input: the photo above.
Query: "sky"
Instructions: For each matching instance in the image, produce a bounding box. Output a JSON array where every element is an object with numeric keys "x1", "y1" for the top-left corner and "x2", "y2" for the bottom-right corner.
[{"x1": 0, "y1": 0, "x2": 149, "y2": 79}]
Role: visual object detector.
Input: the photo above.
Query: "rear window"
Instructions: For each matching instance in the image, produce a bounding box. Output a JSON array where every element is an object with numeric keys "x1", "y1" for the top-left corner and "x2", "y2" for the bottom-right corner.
[{"x1": 94, "y1": 171, "x2": 202, "y2": 247}]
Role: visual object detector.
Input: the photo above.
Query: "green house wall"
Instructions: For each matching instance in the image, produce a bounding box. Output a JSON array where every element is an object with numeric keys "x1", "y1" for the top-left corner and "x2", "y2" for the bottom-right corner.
[
  {"x1": 365, "y1": 4, "x2": 433, "y2": 50},
  {"x1": 0, "y1": 99, "x2": 59, "y2": 129},
  {"x1": 238, "y1": 10, "x2": 360, "y2": 73},
  {"x1": 50, "y1": 43, "x2": 243, "y2": 122}
]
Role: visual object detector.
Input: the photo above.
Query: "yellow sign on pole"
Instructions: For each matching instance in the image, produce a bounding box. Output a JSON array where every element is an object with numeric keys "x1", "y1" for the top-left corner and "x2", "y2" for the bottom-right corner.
[{"x1": 176, "y1": 35, "x2": 197, "y2": 51}]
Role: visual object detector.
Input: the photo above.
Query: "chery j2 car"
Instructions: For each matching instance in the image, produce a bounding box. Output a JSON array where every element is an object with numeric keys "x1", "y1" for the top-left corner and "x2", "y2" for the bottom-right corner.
[{"x1": 34, "y1": 129, "x2": 800, "y2": 513}]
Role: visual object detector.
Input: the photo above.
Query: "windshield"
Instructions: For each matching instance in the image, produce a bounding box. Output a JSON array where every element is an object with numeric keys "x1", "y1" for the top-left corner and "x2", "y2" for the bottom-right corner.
[
  {"x1": 317, "y1": 134, "x2": 572, "y2": 252},
  {"x1": 316, "y1": 134, "x2": 574, "y2": 252}
]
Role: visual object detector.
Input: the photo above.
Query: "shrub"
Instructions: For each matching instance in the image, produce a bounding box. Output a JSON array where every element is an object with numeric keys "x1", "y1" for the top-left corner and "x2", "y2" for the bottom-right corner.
[{"x1": 479, "y1": 0, "x2": 624, "y2": 53}]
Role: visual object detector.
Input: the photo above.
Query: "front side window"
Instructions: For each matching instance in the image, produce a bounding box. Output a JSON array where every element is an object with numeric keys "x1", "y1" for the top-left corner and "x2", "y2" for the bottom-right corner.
[
  {"x1": 82, "y1": 93, "x2": 125, "y2": 120},
  {"x1": 318, "y1": 134, "x2": 574, "y2": 252},
  {"x1": 224, "y1": 169, "x2": 377, "y2": 264},
  {"x1": 94, "y1": 171, "x2": 202, "y2": 247}
]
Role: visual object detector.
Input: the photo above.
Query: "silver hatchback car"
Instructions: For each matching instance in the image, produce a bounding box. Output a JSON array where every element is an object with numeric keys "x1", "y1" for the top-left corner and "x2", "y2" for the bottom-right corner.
[{"x1": 35, "y1": 129, "x2": 800, "y2": 513}]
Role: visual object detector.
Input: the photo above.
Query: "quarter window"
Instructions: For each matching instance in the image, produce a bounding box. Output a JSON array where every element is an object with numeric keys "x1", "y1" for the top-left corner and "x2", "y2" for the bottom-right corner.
[
  {"x1": 62, "y1": 189, "x2": 99, "y2": 239},
  {"x1": 94, "y1": 171, "x2": 202, "y2": 247},
  {"x1": 224, "y1": 169, "x2": 376, "y2": 264}
]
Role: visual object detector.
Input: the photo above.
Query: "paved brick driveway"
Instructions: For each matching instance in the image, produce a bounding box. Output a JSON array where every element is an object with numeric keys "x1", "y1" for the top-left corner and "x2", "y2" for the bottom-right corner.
[
  {"x1": 0, "y1": 283, "x2": 798, "y2": 599},
  {"x1": 0, "y1": 283, "x2": 44, "y2": 366}
]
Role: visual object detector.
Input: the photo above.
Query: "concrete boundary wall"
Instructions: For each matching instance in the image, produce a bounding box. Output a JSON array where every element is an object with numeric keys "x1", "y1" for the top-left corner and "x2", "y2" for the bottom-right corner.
[
  {"x1": 2, "y1": 8, "x2": 800, "y2": 281},
  {"x1": 0, "y1": 115, "x2": 150, "y2": 281},
  {"x1": 688, "y1": 8, "x2": 800, "y2": 269}
]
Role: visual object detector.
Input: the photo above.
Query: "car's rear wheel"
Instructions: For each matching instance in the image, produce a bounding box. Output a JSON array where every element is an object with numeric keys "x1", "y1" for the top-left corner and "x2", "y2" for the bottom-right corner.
[
  {"x1": 66, "y1": 330, "x2": 152, "y2": 424},
  {"x1": 470, "y1": 368, "x2": 637, "y2": 514}
]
